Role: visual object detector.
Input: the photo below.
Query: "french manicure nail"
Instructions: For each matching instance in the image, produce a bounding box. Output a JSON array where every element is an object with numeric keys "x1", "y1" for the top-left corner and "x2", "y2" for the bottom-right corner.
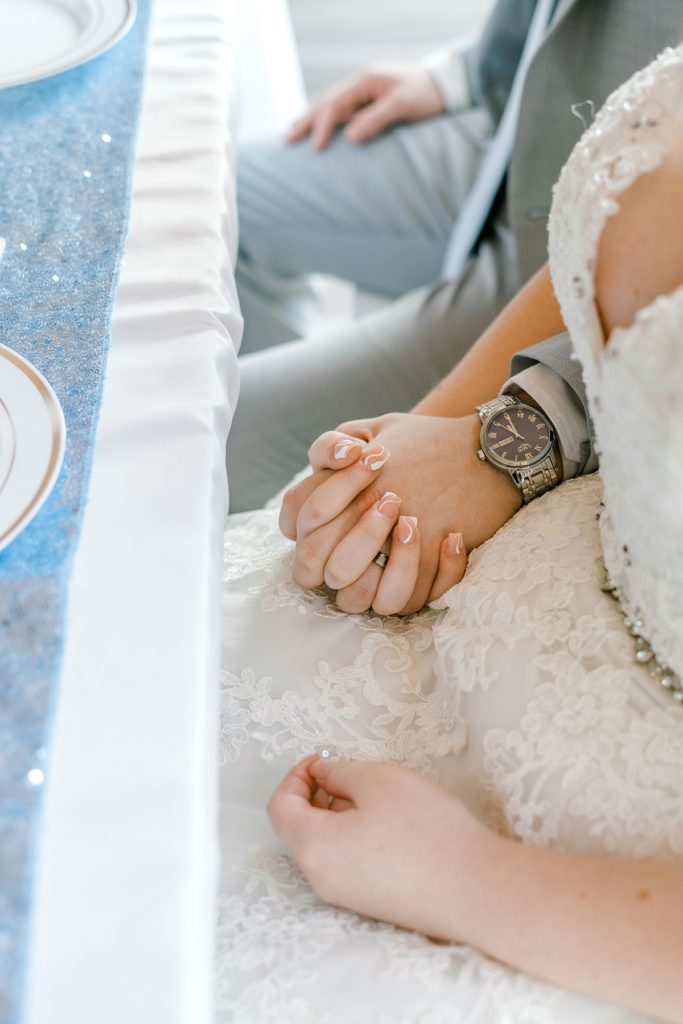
[
  {"x1": 334, "y1": 439, "x2": 362, "y2": 460},
  {"x1": 360, "y1": 444, "x2": 390, "y2": 471},
  {"x1": 377, "y1": 492, "x2": 401, "y2": 517},
  {"x1": 446, "y1": 531, "x2": 463, "y2": 557},
  {"x1": 397, "y1": 515, "x2": 418, "y2": 544}
]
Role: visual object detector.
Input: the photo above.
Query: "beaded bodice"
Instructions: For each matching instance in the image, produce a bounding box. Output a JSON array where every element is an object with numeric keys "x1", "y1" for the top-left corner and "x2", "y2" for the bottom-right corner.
[{"x1": 548, "y1": 45, "x2": 683, "y2": 687}]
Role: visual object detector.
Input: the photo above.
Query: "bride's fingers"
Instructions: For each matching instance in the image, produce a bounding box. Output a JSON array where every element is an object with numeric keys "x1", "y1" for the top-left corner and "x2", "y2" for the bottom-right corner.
[
  {"x1": 307, "y1": 431, "x2": 365, "y2": 472},
  {"x1": 267, "y1": 754, "x2": 320, "y2": 846},
  {"x1": 371, "y1": 516, "x2": 420, "y2": 616},
  {"x1": 427, "y1": 531, "x2": 467, "y2": 602},
  {"x1": 324, "y1": 492, "x2": 402, "y2": 591},
  {"x1": 312, "y1": 782, "x2": 354, "y2": 813},
  {"x1": 295, "y1": 443, "x2": 391, "y2": 539},
  {"x1": 328, "y1": 796, "x2": 354, "y2": 812},
  {"x1": 311, "y1": 785, "x2": 331, "y2": 809}
]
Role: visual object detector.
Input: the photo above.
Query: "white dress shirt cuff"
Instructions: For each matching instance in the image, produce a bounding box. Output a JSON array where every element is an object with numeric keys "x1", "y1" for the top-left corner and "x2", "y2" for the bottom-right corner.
[
  {"x1": 501, "y1": 363, "x2": 591, "y2": 480},
  {"x1": 421, "y1": 44, "x2": 471, "y2": 113}
]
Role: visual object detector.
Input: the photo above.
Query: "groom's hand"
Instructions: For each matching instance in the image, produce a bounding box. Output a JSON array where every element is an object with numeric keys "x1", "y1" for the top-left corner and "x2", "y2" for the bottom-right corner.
[
  {"x1": 287, "y1": 64, "x2": 445, "y2": 151},
  {"x1": 280, "y1": 412, "x2": 522, "y2": 615}
]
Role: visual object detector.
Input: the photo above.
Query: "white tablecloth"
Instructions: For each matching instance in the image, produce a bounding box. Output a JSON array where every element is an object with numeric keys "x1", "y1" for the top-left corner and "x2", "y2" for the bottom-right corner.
[{"x1": 26, "y1": 2, "x2": 242, "y2": 1021}]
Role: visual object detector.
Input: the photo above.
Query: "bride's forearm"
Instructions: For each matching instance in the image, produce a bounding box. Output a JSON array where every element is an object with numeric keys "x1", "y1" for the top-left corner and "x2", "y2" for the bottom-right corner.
[
  {"x1": 450, "y1": 831, "x2": 683, "y2": 1023},
  {"x1": 413, "y1": 264, "x2": 566, "y2": 416}
]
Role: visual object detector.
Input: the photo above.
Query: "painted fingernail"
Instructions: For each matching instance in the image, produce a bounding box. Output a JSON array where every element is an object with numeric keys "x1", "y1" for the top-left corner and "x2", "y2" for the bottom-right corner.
[
  {"x1": 377, "y1": 492, "x2": 401, "y2": 517},
  {"x1": 397, "y1": 515, "x2": 418, "y2": 544},
  {"x1": 334, "y1": 438, "x2": 362, "y2": 460},
  {"x1": 446, "y1": 531, "x2": 463, "y2": 557},
  {"x1": 360, "y1": 444, "x2": 390, "y2": 471}
]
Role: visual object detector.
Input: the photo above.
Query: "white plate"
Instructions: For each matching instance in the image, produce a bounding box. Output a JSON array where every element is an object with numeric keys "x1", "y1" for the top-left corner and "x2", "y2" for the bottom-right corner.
[
  {"x1": 0, "y1": 344, "x2": 66, "y2": 553},
  {"x1": 0, "y1": 0, "x2": 136, "y2": 89}
]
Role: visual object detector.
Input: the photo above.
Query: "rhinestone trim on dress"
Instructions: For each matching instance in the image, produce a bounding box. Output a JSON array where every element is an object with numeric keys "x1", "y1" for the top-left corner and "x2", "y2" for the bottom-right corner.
[{"x1": 602, "y1": 574, "x2": 683, "y2": 702}]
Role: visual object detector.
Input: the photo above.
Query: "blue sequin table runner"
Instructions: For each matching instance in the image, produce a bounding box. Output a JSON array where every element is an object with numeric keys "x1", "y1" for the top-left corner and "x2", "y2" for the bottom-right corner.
[{"x1": 0, "y1": 5, "x2": 152, "y2": 1019}]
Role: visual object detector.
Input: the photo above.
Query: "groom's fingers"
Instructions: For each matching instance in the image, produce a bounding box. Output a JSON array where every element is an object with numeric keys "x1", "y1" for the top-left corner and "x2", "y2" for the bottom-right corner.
[
  {"x1": 279, "y1": 469, "x2": 331, "y2": 540},
  {"x1": 307, "y1": 430, "x2": 365, "y2": 472},
  {"x1": 292, "y1": 495, "x2": 380, "y2": 589},
  {"x1": 335, "y1": 417, "x2": 376, "y2": 439},
  {"x1": 281, "y1": 430, "x2": 378, "y2": 540},
  {"x1": 334, "y1": 562, "x2": 385, "y2": 614}
]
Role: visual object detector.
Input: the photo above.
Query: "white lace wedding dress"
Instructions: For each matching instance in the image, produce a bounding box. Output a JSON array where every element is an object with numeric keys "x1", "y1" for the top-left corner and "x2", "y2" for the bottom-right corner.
[{"x1": 216, "y1": 48, "x2": 683, "y2": 1023}]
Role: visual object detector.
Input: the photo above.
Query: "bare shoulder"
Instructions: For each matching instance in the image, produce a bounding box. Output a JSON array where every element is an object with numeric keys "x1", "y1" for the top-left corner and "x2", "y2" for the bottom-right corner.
[{"x1": 595, "y1": 133, "x2": 683, "y2": 337}]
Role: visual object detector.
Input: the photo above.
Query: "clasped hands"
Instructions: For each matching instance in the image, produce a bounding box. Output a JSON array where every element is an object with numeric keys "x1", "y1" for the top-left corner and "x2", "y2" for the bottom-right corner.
[{"x1": 280, "y1": 411, "x2": 522, "y2": 616}]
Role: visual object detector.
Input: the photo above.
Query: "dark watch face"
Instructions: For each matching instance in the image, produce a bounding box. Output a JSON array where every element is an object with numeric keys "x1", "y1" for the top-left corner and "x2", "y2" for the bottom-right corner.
[{"x1": 483, "y1": 406, "x2": 553, "y2": 469}]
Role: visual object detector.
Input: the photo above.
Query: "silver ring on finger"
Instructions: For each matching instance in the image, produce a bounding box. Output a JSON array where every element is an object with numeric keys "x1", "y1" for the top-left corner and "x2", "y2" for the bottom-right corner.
[{"x1": 373, "y1": 551, "x2": 389, "y2": 570}]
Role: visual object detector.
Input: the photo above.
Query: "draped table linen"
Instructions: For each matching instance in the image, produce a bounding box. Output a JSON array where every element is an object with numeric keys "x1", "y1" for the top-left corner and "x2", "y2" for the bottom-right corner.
[{"x1": 24, "y1": 2, "x2": 242, "y2": 1021}]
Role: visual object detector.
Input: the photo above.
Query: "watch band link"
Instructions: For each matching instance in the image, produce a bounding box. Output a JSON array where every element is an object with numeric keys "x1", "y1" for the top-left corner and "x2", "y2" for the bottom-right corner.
[
  {"x1": 513, "y1": 460, "x2": 559, "y2": 503},
  {"x1": 475, "y1": 394, "x2": 517, "y2": 423}
]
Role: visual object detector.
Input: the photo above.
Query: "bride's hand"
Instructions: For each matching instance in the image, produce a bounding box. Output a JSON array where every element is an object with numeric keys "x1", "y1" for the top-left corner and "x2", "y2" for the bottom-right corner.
[
  {"x1": 280, "y1": 412, "x2": 522, "y2": 614},
  {"x1": 297, "y1": 487, "x2": 467, "y2": 616},
  {"x1": 268, "y1": 755, "x2": 493, "y2": 941}
]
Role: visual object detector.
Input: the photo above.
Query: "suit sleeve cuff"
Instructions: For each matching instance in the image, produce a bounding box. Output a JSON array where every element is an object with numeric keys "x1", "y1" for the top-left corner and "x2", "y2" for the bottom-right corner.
[
  {"x1": 501, "y1": 364, "x2": 591, "y2": 480},
  {"x1": 421, "y1": 44, "x2": 471, "y2": 113}
]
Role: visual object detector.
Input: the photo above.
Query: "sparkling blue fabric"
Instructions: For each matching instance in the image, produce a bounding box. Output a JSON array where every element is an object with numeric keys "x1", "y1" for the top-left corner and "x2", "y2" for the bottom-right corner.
[{"x1": 0, "y1": 5, "x2": 152, "y2": 1019}]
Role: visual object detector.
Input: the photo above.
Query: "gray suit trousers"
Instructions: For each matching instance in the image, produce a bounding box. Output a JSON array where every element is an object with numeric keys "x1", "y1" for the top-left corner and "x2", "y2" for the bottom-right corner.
[
  {"x1": 229, "y1": 227, "x2": 518, "y2": 511},
  {"x1": 236, "y1": 107, "x2": 492, "y2": 352},
  {"x1": 229, "y1": 109, "x2": 522, "y2": 511}
]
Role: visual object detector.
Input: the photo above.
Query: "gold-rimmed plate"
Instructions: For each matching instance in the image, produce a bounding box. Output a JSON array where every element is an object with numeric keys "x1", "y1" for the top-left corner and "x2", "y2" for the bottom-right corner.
[{"x1": 0, "y1": 344, "x2": 66, "y2": 553}]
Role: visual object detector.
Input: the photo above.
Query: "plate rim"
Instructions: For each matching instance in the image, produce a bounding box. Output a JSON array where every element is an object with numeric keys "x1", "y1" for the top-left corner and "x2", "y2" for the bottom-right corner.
[
  {"x1": 0, "y1": 0, "x2": 109, "y2": 83},
  {"x1": 0, "y1": 0, "x2": 137, "y2": 90},
  {"x1": 0, "y1": 343, "x2": 67, "y2": 553},
  {"x1": 0, "y1": 394, "x2": 18, "y2": 495}
]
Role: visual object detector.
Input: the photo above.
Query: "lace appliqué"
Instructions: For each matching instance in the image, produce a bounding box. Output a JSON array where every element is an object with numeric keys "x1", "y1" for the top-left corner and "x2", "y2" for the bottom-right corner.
[
  {"x1": 482, "y1": 657, "x2": 683, "y2": 858},
  {"x1": 433, "y1": 477, "x2": 605, "y2": 700},
  {"x1": 219, "y1": 620, "x2": 462, "y2": 774},
  {"x1": 221, "y1": 506, "x2": 465, "y2": 773},
  {"x1": 432, "y1": 476, "x2": 683, "y2": 859}
]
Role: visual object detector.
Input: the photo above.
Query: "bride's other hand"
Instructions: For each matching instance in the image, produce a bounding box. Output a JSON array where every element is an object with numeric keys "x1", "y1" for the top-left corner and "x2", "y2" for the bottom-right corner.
[
  {"x1": 268, "y1": 756, "x2": 491, "y2": 940},
  {"x1": 270, "y1": 757, "x2": 683, "y2": 1024},
  {"x1": 281, "y1": 412, "x2": 521, "y2": 614}
]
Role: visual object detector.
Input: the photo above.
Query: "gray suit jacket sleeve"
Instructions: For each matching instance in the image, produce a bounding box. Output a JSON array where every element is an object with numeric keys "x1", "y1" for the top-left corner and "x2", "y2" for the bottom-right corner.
[{"x1": 507, "y1": 332, "x2": 598, "y2": 475}]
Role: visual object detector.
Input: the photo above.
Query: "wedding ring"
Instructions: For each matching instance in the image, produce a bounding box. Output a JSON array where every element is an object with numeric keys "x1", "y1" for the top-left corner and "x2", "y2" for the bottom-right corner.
[{"x1": 373, "y1": 551, "x2": 389, "y2": 569}]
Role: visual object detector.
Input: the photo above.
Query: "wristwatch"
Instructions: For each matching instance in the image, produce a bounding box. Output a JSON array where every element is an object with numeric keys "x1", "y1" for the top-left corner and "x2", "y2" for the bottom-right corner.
[{"x1": 475, "y1": 395, "x2": 561, "y2": 503}]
